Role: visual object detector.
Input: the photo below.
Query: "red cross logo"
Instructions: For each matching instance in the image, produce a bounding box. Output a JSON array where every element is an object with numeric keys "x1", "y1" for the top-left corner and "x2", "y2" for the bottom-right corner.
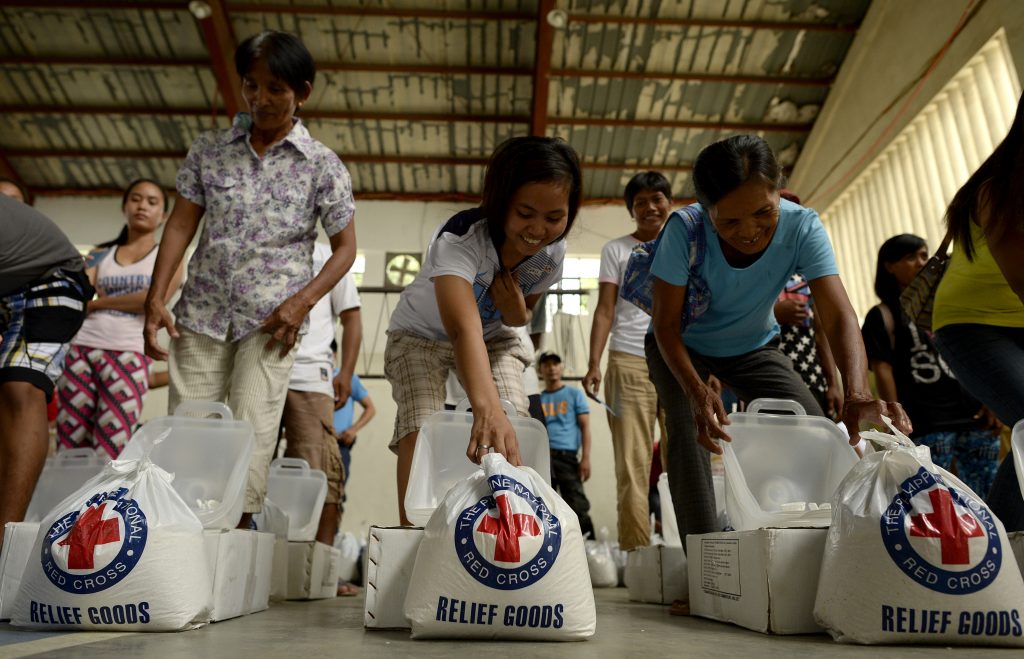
[
  {"x1": 909, "y1": 488, "x2": 984, "y2": 565},
  {"x1": 477, "y1": 493, "x2": 541, "y2": 563},
  {"x1": 57, "y1": 503, "x2": 122, "y2": 570}
]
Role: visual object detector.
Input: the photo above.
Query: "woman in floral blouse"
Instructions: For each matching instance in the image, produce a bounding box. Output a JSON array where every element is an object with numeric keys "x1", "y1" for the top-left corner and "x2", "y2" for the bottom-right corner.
[{"x1": 144, "y1": 31, "x2": 357, "y2": 528}]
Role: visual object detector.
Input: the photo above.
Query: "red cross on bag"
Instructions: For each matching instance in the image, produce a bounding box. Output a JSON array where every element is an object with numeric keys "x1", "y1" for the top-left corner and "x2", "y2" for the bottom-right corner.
[
  {"x1": 57, "y1": 503, "x2": 121, "y2": 570},
  {"x1": 477, "y1": 493, "x2": 541, "y2": 563},
  {"x1": 909, "y1": 488, "x2": 984, "y2": 565}
]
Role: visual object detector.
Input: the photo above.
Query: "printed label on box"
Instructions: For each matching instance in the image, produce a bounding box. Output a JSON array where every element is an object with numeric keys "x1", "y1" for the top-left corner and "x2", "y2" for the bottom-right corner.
[{"x1": 700, "y1": 538, "x2": 740, "y2": 599}]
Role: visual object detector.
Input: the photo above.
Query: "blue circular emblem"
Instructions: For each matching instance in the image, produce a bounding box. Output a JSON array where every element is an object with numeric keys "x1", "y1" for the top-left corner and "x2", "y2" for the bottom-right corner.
[
  {"x1": 453, "y1": 475, "x2": 561, "y2": 591},
  {"x1": 880, "y1": 467, "x2": 1000, "y2": 595},
  {"x1": 41, "y1": 489, "x2": 148, "y2": 594}
]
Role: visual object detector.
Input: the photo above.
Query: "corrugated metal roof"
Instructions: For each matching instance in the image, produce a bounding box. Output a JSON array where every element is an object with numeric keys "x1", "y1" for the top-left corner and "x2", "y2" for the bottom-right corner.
[{"x1": 0, "y1": 0, "x2": 871, "y2": 202}]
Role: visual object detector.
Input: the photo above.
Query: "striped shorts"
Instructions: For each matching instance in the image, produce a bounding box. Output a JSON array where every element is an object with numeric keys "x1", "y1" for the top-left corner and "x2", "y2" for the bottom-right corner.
[
  {"x1": 0, "y1": 270, "x2": 90, "y2": 400},
  {"x1": 383, "y1": 330, "x2": 531, "y2": 452}
]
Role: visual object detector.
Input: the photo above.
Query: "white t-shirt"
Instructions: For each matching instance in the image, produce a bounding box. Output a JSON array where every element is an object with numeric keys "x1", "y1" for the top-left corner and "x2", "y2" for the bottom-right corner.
[
  {"x1": 73, "y1": 245, "x2": 158, "y2": 354},
  {"x1": 388, "y1": 210, "x2": 565, "y2": 341},
  {"x1": 288, "y1": 242, "x2": 361, "y2": 396},
  {"x1": 598, "y1": 234, "x2": 649, "y2": 357}
]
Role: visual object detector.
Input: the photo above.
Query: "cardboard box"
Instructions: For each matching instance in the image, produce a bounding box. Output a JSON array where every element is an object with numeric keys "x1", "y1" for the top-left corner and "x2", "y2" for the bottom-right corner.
[
  {"x1": 687, "y1": 528, "x2": 828, "y2": 634},
  {"x1": 246, "y1": 531, "x2": 274, "y2": 615},
  {"x1": 203, "y1": 529, "x2": 275, "y2": 622},
  {"x1": 286, "y1": 541, "x2": 340, "y2": 600},
  {"x1": 364, "y1": 526, "x2": 423, "y2": 630},
  {"x1": 270, "y1": 537, "x2": 289, "y2": 601},
  {"x1": 0, "y1": 523, "x2": 39, "y2": 621},
  {"x1": 625, "y1": 545, "x2": 687, "y2": 604}
]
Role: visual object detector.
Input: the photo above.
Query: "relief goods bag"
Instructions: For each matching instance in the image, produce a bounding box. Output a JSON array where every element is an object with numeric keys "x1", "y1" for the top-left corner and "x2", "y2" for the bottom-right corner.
[
  {"x1": 814, "y1": 418, "x2": 1024, "y2": 646},
  {"x1": 404, "y1": 453, "x2": 595, "y2": 640},
  {"x1": 12, "y1": 446, "x2": 211, "y2": 631}
]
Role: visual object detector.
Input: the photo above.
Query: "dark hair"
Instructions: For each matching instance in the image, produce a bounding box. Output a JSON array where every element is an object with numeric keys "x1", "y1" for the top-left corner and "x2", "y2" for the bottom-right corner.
[
  {"x1": 480, "y1": 137, "x2": 583, "y2": 263},
  {"x1": 874, "y1": 234, "x2": 927, "y2": 311},
  {"x1": 235, "y1": 31, "x2": 316, "y2": 99},
  {"x1": 538, "y1": 352, "x2": 562, "y2": 365},
  {"x1": 691, "y1": 135, "x2": 784, "y2": 208},
  {"x1": 945, "y1": 92, "x2": 1024, "y2": 261},
  {"x1": 98, "y1": 179, "x2": 168, "y2": 248},
  {"x1": 624, "y1": 171, "x2": 672, "y2": 214},
  {"x1": 0, "y1": 176, "x2": 29, "y2": 204}
]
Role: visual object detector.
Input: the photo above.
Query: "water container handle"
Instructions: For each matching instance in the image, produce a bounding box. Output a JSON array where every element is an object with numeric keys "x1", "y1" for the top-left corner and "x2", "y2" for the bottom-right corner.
[
  {"x1": 54, "y1": 448, "x2": 103, "y2": 467},
  {"x1": 173, "y1": 401, "x2": 233, "y2": 420},
  {"x1": 454, "y1": 398, "x2": 518, "y2": 417},
  {"x1": 270, "y1": 457, "x2": 311, "y2": 474},
  {"x1": 746, "y1": 398, "x2": 806, "y2": 416}
]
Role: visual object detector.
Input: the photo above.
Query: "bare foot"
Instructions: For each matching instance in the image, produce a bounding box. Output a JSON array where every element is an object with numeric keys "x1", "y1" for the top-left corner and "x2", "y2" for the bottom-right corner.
[{"x1": 337, "y1": 581, "x2": 361, "y2": 597}]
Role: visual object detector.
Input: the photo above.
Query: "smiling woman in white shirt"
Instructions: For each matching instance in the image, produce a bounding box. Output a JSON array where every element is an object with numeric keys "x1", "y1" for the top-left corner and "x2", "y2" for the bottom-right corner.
[{"x1": 385, "y1": 136, "x2": 582, "y2": 526}]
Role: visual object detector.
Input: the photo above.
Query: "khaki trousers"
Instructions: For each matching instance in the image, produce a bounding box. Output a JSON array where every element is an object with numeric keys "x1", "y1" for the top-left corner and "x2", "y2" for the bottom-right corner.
[
  {"x1": 168, "y1": 326, "x2": 297, "y2": 513},
  {"x1": 604, "y1": 350, "x2": 664, "y2": 550}
]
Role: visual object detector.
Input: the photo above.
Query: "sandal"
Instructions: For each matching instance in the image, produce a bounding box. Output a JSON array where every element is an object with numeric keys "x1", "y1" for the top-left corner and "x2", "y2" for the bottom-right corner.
[
  {"x1": 337, "y1": 581, "x2": 361, "y2": 597},
  {"x1": 669, "y1": 599, "x2": 690, "y2": 616}
]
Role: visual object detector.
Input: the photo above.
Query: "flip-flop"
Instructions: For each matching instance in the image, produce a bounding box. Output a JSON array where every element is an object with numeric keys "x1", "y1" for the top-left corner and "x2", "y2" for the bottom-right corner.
[
  {"x1": 669, "y1": 599, "x2": 690, "y2": 616},
  {"x1": 337, "y1": 581, "x2": 361, "y2": 597}
]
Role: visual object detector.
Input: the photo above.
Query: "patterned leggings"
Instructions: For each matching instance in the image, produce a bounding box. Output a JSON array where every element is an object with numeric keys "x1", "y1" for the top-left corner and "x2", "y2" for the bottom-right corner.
[
  {"x1": 916, "y1": 429, "x2": 1001, "y2": 499},
  {"x1": 56, "y1": 345, "x2": 151, "y2": 459}
]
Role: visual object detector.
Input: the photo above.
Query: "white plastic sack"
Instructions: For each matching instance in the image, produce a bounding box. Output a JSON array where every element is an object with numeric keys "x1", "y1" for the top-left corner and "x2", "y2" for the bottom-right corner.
[
  {"x1": 12, "y1": 455, "x2": 212, "y2": 631},
  {"x1": 334, "y1": 531, "x2": 362, "y2": 583},
  {"x1": 585, "y1": 540, "x2": 618, "y2": 588},
  {"x1": 814, "y1": 418, "x2": 1024, "y2": 646},
  {"x1": 404, "y1": 453, "x2": 595, "y2": 640}
]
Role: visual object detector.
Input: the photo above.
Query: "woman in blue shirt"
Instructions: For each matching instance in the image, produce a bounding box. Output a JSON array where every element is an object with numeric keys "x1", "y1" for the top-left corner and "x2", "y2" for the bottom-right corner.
[{"x1": 646, "y1": 135, "x2": 911, "y2": 555}]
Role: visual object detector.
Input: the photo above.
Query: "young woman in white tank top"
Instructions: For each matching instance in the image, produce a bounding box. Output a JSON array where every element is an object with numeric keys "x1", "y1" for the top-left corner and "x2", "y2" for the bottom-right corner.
[{"x1": 55, "y1": 180, "x2": 184, "y2": 458}]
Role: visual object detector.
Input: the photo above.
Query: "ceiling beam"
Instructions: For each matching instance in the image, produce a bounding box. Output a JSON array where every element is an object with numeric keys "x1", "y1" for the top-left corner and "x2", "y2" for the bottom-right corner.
[
  {"x1": 566, "y1": 13, "x2": 858, "y2": 33},
  {"x1": 0, "y1": 105, "x2": 528, "y2": 124},
  {"x1": 0, "y1": 56, "x2": 830, "y2": 86},
  {"x1": 1, "y1": 1, "x2": 183, "y2": 8},
  {"x1": 551, "y1": 117, "x2": 810, "y2": 133},
  {"x1": 2, "y1": 2, "x2": 856, "y2": 33},
  {"x1": 195, "y1": 0, "x2": 244, "y2": 118},
  {"x1": 549, "y1": 68, "x2": 833, "y2": 87},
  {"x1": 1, "y1": 104, "x2": 810, "y2": 132},
  {"x1": 530, "y1": 0, "x2": 556, "y2": 136},
  {"x1": 228, "y1": 3, "x2": 531, "y2": 21},
  {"x1": 6, "y1": 148, "x2": 694, "y2": 172}
]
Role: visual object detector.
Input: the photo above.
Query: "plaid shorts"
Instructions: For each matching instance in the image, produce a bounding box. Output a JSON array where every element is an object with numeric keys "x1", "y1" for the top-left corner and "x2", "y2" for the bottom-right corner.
[
  {"x1": 383, "y1": 330, "x2": 531, "y2": 452},
  {"x1": 0, "y1": 270, "x2": 91, "y2": 400}
]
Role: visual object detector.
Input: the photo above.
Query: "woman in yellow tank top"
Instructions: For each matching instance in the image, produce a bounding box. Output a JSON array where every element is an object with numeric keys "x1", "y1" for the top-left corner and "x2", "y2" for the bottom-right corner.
[{"x1": 932, "y1": 93, "x2": 1024, "y2": 532}]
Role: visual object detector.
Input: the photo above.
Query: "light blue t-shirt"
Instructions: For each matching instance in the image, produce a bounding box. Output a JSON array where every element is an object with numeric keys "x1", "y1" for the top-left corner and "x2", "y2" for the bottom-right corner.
[
  {"x1": 539, "y1": 386, "x2": 589, "y2": 451},
  {"x1": 332, "y1": 372, "x2": 369, "y2": 433},
  {"x1": 650, "y1": 199, "x2": 838, "y2": 357}
]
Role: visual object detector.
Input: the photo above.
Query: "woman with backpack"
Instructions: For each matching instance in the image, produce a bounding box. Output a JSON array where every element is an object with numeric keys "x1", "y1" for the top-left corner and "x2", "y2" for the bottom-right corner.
[
  {"x1": 643, "y1": 135, "x2": 911, "y2": 577},
  {"x1": 862, "y1": 234, "x2": 1001, "y2": 498}
]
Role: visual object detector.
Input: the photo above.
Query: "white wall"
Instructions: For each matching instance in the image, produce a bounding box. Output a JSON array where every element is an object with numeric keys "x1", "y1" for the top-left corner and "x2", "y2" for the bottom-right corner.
[{"x1": 36, "y1": 196, "x2": 644, "y2": 540}]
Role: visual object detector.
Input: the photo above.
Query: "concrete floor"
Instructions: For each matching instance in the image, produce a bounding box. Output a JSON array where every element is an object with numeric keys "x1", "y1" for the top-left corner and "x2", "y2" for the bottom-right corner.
[{"x1": 0, "y1": 588, "x2": 1017, "y2": 658}]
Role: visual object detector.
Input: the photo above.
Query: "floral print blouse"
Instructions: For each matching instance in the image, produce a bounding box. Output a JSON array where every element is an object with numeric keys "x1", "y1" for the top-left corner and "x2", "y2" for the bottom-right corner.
[{"x1": 174, "y1": 113, "x2": 355, "y2": 342}]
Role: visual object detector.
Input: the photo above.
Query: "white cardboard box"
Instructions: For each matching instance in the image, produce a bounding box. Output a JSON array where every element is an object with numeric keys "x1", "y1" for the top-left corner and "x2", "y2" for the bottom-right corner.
[
  {"x1": 271, "y1": 537, "x2": 289, "y2": 601},
  {"x1": 0, "y1": 522, "x2": 39, "y2": 621},
  {"x1": 364, "y1": 526, "x2": 423, "y2": 630},
  {"x1": 625, "y1": 545, "x2": 687, "y2": 604},
  {"x1": 203, "y1": 529, "x2": 275, "y2": 622},
  {"x1": 687, "y1": 528, "x2": 828, "y2": 635},
  {"x1": 286, "y1": 541, "x2": 339, "y2": 600}
]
